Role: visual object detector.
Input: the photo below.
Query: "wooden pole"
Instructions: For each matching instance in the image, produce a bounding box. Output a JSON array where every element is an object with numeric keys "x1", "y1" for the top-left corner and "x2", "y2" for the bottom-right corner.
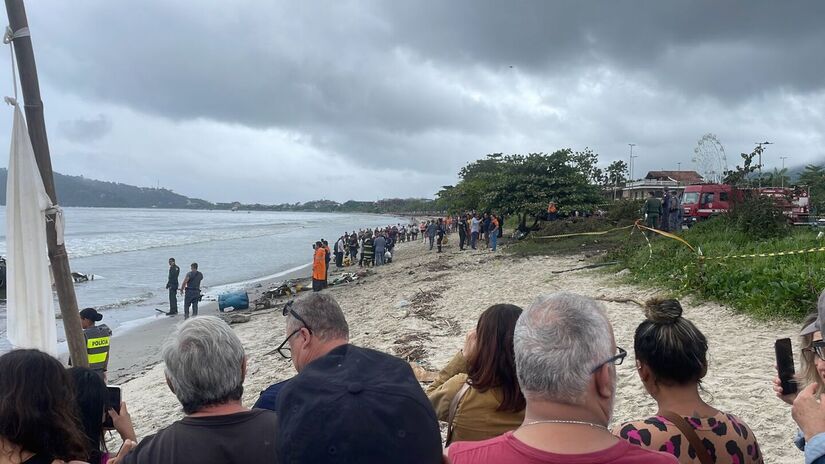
[{"x1": 4, "y1": 0, "x2": 87, "y2": 366}]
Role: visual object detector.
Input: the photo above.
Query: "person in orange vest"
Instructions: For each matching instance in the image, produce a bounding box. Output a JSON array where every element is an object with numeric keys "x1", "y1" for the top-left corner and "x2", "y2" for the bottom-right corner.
[
  {"x1": 312, "y1": 241, "x2": 326, "y2": 292},
  {"x1": 547, "y1": 202, "x2": 558, "y2": 221}
]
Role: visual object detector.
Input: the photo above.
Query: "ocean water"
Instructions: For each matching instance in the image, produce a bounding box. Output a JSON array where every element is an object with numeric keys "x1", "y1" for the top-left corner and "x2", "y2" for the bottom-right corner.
[{"x1": 0, "y1": 207, "x2": 407, "y2": 350}]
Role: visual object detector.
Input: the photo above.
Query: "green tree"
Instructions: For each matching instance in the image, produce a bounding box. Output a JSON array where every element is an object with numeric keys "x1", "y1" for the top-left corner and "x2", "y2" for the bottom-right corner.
[
  {"x1": 606, "y1": 160, "x2": 628, "y2": 186},
  {"x1": 437, "y1": 149, "x2": 604, "y2": 231},
  {"x1": 722, "y1": 144, "x2": 763, "y2": 186},
  {"x1": 760, "y1": 167, "x2": 791, "y2": 188},
  {"x1": 799, "y1": 164, "x2": 825, "y2": 214}
]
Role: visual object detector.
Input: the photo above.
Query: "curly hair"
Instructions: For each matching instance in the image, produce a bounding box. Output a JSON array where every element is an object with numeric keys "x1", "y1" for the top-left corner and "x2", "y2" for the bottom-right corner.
[{"x1": 0, "y1": 350, "x2": 88, "y2": 461}]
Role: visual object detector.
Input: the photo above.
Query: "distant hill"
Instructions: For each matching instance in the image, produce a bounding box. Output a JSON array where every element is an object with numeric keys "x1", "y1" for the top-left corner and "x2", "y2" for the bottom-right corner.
[
  {"x1": 0, "y1": 168, "x2": 213, "y2": 209},
  {"x1": 0, "y1": 169, "x2": 438, "y2": 213}
]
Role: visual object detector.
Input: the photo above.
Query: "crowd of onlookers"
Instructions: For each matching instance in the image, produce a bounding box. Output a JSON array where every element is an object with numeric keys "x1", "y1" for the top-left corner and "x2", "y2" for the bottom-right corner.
[
  {"x1": 10, "y1": 288, "x2": 825, "y2": 463},
  {"x1": 313, "y1": 213, "x2": 506, "y2": 289}
]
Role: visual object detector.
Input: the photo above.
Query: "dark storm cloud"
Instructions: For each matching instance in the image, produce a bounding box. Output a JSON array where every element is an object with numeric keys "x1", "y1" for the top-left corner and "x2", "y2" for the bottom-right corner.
[
  {"x1": 57, "y1": 114, "x2": 112, "y2": 142},
  {"x1": 379, "y1": 1, "x2": 825, "y2": 100},
  {"x1": 13, "y1": 0, "x2": 825, "y2": 200},
  {"x1": 30, "y1": 1, "x2": 825, "y2": 127}
]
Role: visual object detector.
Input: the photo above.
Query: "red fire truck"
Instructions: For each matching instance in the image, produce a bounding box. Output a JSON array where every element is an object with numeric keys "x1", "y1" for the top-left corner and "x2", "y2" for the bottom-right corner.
[{"x1": 681, "y1": 184, "x2": 810, "y2": 226}]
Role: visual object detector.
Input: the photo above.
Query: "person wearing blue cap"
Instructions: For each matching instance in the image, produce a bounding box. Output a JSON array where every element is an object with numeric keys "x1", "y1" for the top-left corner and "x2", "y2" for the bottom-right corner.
[{"x1": 267, "y1": 293, "x2": 442, "y2": 464}]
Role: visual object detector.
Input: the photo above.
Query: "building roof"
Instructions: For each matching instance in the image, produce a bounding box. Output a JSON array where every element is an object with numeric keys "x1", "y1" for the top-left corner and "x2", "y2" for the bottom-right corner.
[{"x1": 645, "y1": 170, "x2": 704, "y2": 183}]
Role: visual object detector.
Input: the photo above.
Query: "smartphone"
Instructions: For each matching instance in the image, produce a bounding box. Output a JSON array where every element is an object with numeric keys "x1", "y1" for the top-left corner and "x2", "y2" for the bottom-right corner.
[
  {"x1": 103, "y1": 385, "x2": 122, "y2": 429},
  {"x1": 775, "y1": 338, "x2": 798, "y2": 395}
]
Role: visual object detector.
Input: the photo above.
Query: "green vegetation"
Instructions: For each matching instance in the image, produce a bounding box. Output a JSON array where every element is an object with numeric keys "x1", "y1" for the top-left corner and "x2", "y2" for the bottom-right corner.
[
  {"x1": 609, "y1": 218, "x2": 825, "y2": 320},
  {"x1": 0, "y1": 168, "x2": 213, "y2": 209},
  {"x1": 215, "y1": 198, "x2": 437, "y2": 214},
  {"x1": 436, "y1": 149, "x2": 605, "y2": 232},
  {"x1": 799, "y1": 164, "x2": 825, "y2": 214},
  {"x1": 0, "y1": 169, "x2": 436, "y2": 214},
  {"x1": 508, "y1": 216, "x2": 633, "y2": 257}
]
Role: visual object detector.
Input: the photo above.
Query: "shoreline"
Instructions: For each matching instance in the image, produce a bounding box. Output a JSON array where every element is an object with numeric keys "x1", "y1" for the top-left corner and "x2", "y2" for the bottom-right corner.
[
  {"x1": 108, "y1": 263, "x2": 313, "y2": 384},
  {"x1": 113, "y1": 235, "x2": 800, "y2": 463}
]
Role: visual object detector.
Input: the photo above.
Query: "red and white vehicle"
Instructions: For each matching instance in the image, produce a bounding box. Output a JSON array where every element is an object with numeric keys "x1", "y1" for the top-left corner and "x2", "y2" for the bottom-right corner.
[{"x1": 681, "y1": 184, "x2": 810, "y2": 226}]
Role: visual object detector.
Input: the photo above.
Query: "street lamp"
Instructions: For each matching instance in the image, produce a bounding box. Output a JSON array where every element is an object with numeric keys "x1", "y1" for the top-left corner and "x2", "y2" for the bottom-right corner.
[
  {"x1": 755, "y1": 141, "x2": 772, "y2": 189},
  {"x1": 780, "y1": 156, "x2": 789, "y2": 188}
]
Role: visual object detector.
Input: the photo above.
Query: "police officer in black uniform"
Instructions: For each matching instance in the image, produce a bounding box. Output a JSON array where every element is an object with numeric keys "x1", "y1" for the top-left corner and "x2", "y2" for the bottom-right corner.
[{"x1": 166, "y1": 257, "x2": 180, "y2": 315}]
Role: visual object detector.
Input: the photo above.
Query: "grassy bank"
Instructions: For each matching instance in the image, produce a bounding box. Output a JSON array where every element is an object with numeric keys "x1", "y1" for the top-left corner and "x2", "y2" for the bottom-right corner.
[
  {"x1": 507, "y1": 216, "x2": 635, "y2": 257},
  {"x1": 608, "y1": 219, "x2": 825, "y2": 320}
]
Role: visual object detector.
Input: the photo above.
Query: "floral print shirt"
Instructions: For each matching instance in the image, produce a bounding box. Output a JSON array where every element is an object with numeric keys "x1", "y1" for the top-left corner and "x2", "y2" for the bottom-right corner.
[{"x1": 615, "y1": 412, "x2": 763, "y2": 464}]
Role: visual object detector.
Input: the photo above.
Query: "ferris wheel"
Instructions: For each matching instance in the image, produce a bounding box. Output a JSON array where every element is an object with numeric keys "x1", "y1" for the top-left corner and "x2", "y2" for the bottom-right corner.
[{"x1": 692, "y1": 134, "x2": 728, "y2": 183}]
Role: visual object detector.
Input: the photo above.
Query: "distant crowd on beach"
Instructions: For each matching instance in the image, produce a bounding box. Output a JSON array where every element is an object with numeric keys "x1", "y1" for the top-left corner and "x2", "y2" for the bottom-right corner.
[{"x1": 308, "y1": 213, "x2": 505, "y2": 292}]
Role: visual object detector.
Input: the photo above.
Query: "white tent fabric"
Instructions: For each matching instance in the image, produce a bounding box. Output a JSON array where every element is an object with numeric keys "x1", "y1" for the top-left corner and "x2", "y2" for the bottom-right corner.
[{"x1": 5, "y1": 101, "x2": 57, "y2": 354}]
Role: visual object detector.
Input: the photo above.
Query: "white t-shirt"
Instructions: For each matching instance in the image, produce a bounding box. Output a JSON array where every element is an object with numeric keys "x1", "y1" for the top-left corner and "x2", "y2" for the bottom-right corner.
[{"x1": 471, "y1": 218, "x2": 480, "y2": 233}]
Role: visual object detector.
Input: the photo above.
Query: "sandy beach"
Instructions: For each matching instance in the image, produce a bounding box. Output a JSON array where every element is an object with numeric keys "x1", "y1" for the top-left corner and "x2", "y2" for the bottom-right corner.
[{"x1": 114, "y1": 236, "x2": 801, "y2": 463}]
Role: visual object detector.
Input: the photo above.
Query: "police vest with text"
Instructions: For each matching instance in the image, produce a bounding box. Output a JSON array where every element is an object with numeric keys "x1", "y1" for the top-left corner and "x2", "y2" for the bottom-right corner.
[{"x1": 84, "y1": 325, "x2": 112, "y2": 371}]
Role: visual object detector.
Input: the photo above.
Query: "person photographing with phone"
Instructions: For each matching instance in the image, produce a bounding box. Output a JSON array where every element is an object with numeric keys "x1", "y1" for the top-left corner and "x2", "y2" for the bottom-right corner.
[
  {"x1": 68, "y1": 367, "x2": 136, "y2": 464},
  {"x1": 774, "y1": 290, "x2": 825, "y2": 464}
]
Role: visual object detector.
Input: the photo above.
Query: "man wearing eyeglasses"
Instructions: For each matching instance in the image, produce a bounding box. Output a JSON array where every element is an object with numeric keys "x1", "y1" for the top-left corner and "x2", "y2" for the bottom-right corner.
[
  {"x1": 257, "y1": 293, "x2": 442, "y2": 464},
  {"x1": 448, "y1": 292, "x2": 677, "y2": 464}
]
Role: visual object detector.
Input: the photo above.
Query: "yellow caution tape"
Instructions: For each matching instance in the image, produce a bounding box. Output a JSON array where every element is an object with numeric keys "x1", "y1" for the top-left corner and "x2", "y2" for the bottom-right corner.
[
  {"x1": 531, "y1": 219, "x2": 824, "y2": 263},
  {"x1": 701, "y1": 246, "x2": 825, "y2": 261},
  {"x1": 534, "y1": 225, "x2": 635, "y2": 240},
  {"x1": 634, "y1": 222, "x2": 697, "y2": 253}
]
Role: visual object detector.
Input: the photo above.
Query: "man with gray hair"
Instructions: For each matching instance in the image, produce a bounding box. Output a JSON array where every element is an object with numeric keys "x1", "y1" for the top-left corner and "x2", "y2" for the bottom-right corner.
[
  {"x1": 448, "y1": 292, "x2": 676, "y2": 464},
  {"x1": 259, "y1": 293, "x2": 442, "y2": 463},
  {"x1": 120, "y1": 316, "x2": 279, "y2": 464}
]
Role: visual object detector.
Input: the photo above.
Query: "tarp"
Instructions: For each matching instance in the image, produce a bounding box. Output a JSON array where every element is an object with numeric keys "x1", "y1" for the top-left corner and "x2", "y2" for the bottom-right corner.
[{"x1": 5, "y1": 102, "x2": 57, "y2": 354}]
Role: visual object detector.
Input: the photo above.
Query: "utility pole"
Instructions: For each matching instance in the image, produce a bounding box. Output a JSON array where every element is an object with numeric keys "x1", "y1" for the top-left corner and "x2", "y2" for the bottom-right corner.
[
  {"x1": 780, "y1": 156, "x2": 788, "y2": 189},
  {"x1": 628, "y1": 143, "x2": 636, "y2": 182},
  {"x1": 677, "y1": 162, "x2": 681, "y2": 172},
  {"x1": 5, "y1": 0, "x2": 87, "y2": 366},
  {"x1": 755, "y1": 141, "x2": 772, "y2": 189}
]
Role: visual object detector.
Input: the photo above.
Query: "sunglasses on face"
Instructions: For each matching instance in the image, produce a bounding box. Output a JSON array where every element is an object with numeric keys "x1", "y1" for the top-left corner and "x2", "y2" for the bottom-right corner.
[
  {"x1": 803, "y1": 340, "x2": 825, "y2": 362},
  {"x1": 275, "y1": 301, "x2": 313, "y2": 359},
  {"x1": 591, "y1": 346, "x2": 627, "y2": 373}
]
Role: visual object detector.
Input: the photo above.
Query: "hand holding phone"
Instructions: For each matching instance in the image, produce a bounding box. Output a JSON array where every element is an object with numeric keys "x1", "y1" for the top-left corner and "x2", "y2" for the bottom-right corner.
[
  {"x1": 775, "y1": 338, "x2": 798, "y2": 396},
  {"x1": 103, "y1": 386, "x2": 122, "y2": 429}
]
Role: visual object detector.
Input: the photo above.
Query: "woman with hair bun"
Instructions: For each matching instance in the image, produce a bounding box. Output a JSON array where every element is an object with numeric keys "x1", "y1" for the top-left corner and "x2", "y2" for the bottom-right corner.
[{"x1": 614, "y1": 298, "x2": 763, "y2": 464}]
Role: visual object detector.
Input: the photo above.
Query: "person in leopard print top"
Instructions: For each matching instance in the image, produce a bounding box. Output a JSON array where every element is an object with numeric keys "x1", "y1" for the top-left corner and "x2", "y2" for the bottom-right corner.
[{"x1": 613, "y1": 298, "x2": 763, "y2": 464}]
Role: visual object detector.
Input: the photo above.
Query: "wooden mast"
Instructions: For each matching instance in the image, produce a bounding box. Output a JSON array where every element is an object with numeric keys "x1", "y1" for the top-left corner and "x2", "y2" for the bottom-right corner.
[{"x1": 4, "y1": 0, "x2": 87, "y2": 366}]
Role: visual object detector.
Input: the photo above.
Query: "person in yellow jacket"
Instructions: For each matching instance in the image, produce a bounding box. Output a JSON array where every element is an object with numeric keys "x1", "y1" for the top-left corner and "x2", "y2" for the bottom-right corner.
[
  {"x1": 79, "y1": 307, "x2": 112, "y2": 379},
  {"x1": 312, "y1": 241, "x2": 327, "y2": 292},
  {"x1": 426, "y1": 304, "x2": 525, "y2": 444}
]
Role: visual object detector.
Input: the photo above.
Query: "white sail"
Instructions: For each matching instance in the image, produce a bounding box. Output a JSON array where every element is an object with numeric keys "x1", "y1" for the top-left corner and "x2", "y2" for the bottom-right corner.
[{"x1": 5, "y1": 101, "x2": 57, "y2": 354}]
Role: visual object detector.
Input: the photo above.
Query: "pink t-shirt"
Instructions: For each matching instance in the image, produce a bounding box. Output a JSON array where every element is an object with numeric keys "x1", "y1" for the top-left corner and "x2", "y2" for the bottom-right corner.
[{"x1": 449, "y1": 431, "x2": 678, "y2": 464}]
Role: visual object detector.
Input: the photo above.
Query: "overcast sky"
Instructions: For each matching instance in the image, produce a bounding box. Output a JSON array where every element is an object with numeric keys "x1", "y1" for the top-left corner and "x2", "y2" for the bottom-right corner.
[{"x1": 0, "y1": 1, "x2": 823, "y2": 203}]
